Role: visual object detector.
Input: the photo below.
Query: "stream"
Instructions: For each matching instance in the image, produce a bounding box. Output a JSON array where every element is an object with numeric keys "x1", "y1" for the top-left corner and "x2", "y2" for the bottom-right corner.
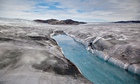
[{"x1": 53, "y1": 34, "x2": 140, "y2": 84}]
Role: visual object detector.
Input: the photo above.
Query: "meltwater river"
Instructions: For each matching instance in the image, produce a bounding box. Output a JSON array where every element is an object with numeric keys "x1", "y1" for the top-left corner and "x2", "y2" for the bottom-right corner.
[{"x1": 53, "y1": 35, "x2": 140, "y2": 84}]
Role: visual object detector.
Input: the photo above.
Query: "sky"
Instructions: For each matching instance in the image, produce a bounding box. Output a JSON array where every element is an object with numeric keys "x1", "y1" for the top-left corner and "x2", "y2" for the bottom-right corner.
[{"x1": 0, "y1": 0, "x2": 140, "y2": 22}]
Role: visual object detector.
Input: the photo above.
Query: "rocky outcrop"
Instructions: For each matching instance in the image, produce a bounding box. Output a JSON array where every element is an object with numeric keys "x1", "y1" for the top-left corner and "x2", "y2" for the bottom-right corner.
[{"x1": 34, "y1": 19, "x2": 86, "y2": 25}]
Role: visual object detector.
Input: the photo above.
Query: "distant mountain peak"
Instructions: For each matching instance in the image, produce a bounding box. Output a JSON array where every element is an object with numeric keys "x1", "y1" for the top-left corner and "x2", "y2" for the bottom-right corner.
[
  {"x1": 114, "y1": 20, "x2": 140, "y2": 23},
  {"x1": 34, "y1": 19, "x2": 86, "y2": 25}
]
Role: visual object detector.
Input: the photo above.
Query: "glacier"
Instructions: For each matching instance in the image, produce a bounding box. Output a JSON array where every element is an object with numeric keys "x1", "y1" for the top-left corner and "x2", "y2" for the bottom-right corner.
[{"x1": 0, "y1": 18, "x2": 140, "y2": 84}]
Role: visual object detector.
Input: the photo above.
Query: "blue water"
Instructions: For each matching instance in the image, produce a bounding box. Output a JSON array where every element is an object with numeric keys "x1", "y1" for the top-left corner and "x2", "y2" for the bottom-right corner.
[{"x1": 53, "y1": 35, "x2": 140, "y2": 84}]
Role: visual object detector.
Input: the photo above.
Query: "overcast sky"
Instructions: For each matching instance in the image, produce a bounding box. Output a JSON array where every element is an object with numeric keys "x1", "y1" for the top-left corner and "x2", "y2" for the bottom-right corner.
[{"x1": 0, "y1": 0, "x2": 140, "y2": 22}]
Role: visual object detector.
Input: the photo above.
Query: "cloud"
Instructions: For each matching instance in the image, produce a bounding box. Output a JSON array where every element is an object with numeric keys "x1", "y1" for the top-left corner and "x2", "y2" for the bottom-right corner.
[{"x1": 0, "y1": 0, "x2": 140, "y2": 22}]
